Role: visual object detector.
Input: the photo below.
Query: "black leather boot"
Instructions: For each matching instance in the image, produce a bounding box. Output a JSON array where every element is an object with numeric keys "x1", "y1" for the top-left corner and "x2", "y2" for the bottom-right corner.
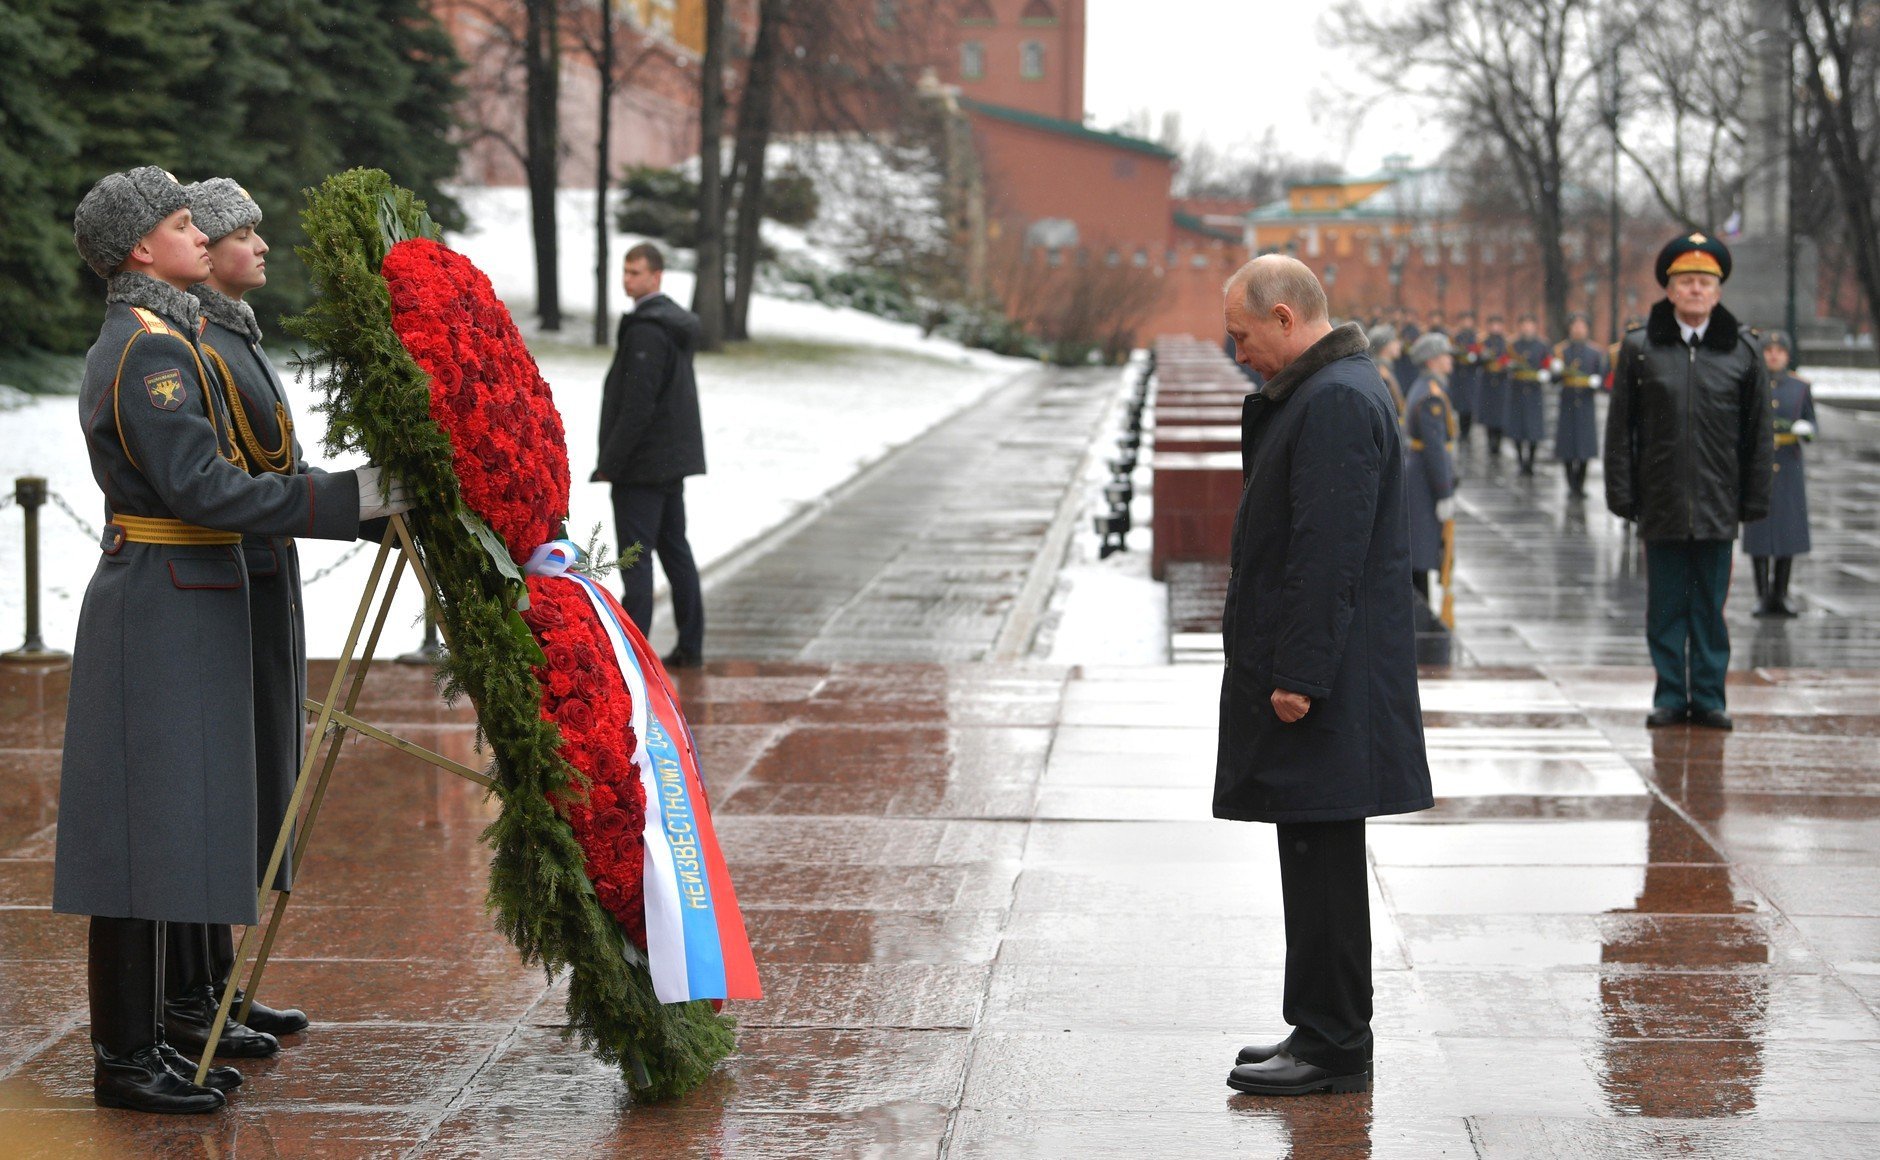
[
  {"x1": 1751, "y1": 556, "x2": 1770, "y2": 614},
  {"x1": 89, "y1": 917, "x2": 225, "y2": 1113},
  {"x1": 1771, "y1": 557, "x2": 1799, "y2": 617},
  {"x1": 209, "y1": 922, "x2": 308, "y2": 1037},
  {"x1": 164, "y1": 922, "x2": 279, "y2": 1059}
]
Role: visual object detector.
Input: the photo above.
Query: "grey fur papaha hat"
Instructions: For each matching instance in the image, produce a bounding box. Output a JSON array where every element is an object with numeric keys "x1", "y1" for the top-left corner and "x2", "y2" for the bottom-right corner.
[
  {"x1": 183, "y1": 178, "x2": 262, "y2": 243},
  {"x1": 73, "y1": 166, "x2": 188, "y2": 278},
  {"x1": 1410, "y1": 331, "x2": 1454, "y2": 364}
]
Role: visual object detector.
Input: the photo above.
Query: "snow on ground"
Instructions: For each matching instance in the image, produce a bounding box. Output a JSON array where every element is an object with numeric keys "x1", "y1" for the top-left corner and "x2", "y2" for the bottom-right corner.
[
  {"x1": 1035, "y1": 360, "x2": 1168, "y2": 667},
  {"x1": 1804, "y1": 365, "x2": 1880, "y2": 407},
  {"x1": 0, "y1": 188, "x2": 1027, "y2": 658}
]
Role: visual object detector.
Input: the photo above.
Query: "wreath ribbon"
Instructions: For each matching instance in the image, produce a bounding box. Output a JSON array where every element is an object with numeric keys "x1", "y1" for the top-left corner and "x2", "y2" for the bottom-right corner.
[{"x1": 524, "y1": 541, "x2": 761, "y2": 1004}]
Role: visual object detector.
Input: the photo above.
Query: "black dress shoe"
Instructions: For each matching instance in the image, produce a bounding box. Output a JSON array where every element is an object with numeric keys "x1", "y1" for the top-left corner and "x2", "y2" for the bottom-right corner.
[
  {"x1": 93, "y1": 1044, "x2": 226, "y2": 1113},
  {"x1": 156, "y1": 1041, "x2": 242, "y2": 1091},
  {"x1": 1689, "y1": 708, "x2": 1734, "y2": 731},
  {"x1": 661, "y1": 648, "x2": 703, "y2": 670},
  {"x1": 225, "y1": 988, "x2": 309, "y2": 1037},
  {"x1": 1226, "y1": 1050, "x2": 1369, "y2": 1096},
  {"x1": 165, "y1": 986, "x2": 280, "y2": 1058},
  {"x1": 1235, "y1": 1040, "x2": 1287, "y2": 1066},
  {"x1": 1645, "y1": 706, "x2": 1688, "y2": 728}
]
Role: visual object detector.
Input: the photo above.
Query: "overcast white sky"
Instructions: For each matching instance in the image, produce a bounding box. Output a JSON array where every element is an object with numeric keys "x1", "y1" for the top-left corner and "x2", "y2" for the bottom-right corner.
[{"x1": 1083, "y1": 0, "x2": 1429, "y2": 175}]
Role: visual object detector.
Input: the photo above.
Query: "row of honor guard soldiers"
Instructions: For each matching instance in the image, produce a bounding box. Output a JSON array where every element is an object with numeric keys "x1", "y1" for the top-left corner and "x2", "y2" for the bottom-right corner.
[
  {"x1": 57, "y1": 168, "x2": 415, "y2": 1114},
  {"x1": 1365, "y1": 303, "x2": 1816, "y2": 622}
]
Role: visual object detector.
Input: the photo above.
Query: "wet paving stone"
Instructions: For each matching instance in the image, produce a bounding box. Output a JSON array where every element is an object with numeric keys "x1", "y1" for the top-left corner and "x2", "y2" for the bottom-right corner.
[{"x1": 5, "y1": 368, "x2": 1880, "y2": 1153}]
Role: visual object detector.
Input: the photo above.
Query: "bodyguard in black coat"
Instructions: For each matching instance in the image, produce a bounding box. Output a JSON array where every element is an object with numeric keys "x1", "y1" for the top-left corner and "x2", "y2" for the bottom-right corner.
[
  {"x1": 1217, "y1": 256, "x2": 1434, "y2": 1100},
  {"x1": 595, "y1": 242, "x2": 707, "y2": 664}
]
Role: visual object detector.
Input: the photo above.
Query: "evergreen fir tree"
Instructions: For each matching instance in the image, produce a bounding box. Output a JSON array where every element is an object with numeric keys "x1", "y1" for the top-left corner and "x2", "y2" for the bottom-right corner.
[{"x1": 0, "y1": 0, "x2": 82, "y2": 353}]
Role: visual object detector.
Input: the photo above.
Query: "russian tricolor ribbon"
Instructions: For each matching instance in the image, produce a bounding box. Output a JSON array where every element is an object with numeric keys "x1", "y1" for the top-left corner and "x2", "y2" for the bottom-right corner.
[{"x1": 524, "y1": 541, "x2": 761, "y2": 1004}]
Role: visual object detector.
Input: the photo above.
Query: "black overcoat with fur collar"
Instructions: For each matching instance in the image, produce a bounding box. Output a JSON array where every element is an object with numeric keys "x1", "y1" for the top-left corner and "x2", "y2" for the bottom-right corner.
[{"x1": 1214, "y1": 324, "x2": 1435, "y2": 824}]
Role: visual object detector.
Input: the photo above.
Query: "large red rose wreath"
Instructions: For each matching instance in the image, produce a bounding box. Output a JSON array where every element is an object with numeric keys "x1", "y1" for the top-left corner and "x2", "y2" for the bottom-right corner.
[
  {"x1": 382, "y1": 237, "x2": 570, "y2": 562},
  {"x1": 524, "y1": 575, "x2": 648, "y2": 950}
]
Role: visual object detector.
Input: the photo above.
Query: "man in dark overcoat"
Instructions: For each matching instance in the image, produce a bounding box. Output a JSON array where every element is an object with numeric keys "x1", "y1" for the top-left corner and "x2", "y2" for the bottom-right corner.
[
  {"x1": 58, "y1": 167, "x2": 413, "y2": 1113},
  {"x1": 595, "y1": 241, "x2": 708, "y2": 667},
  {"x1": 1604, "y1": 233, "x2": 1773, "y2": 730},
  {"x1": 1741, "y1": 330, "x2": 1816, "y2": 617},
  {"x1": 1217, "y1": 255, "x2": 1435, "y2": 1097},
  {"x1": 181, "y1": 178, "x2": 320, "y2": 1054},
  {"x1": 1553, "y1": 312, "x2": 1608, "y2": 498}
]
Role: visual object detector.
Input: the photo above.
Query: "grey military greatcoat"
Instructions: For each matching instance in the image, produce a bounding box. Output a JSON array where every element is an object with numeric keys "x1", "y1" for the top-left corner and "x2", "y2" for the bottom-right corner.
[
  {"x1": 1403, "y1": 372, "x2": 1457, "y2": 573},
  {"x1": 199, "y1": 288, "x2": 312, "y2": 893},
  {"x1": 53, "y1": 276, "x2": 362, "y2": 926},
  {"x1": 1741, "y1": 372, "x2": 1816, "y2": 558},
  {"x1": 1478, "y1": 333, "x2": 1510, "y2": 431},
  {"x1": 1505, "y1": 336, "x2": 1551, "y2": 443},
  {"x1": 1554, "y1": 340, "x2": 1608, "y2": 463}
]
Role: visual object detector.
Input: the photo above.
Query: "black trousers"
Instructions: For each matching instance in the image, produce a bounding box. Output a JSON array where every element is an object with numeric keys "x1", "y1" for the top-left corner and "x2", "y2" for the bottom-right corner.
[
  {"x1": 1277, "y1": 819, "x2": 1373, "y2": 1073},
  {"x1": 612, "y1": 481, "x2": 704, "y2": 655}
]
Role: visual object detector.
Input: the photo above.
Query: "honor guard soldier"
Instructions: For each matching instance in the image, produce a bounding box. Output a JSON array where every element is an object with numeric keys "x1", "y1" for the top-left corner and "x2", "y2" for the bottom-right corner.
[
  {"x1": 1403, "y1": 331, "x2": 1459, "y2": 604},
  {"x1": 1604, "y1": 232, "x2": 1773, "y2": 730},
  {"x1": 156, "y1": 179, "x2": 316, "y2": 1059},
  {"x1": 1742, "y1": 330, "x2": 1816, "y2": 617},
  {"x1": 1450, "y1": 310, "x2": 1482, "y2": 445},
  {"x1": 1553, "y1": 312, "x2": 1609, "y2": 498},
  {"x1": 57, "y1": 167, "x2": 415, "y2": 1113},
  {"x1": 1506, "y1": 314, "x2": 1551, "y2": 475},
  {"x1": 1478, "y1": 315, "x2": 1511, "y2": 457}
]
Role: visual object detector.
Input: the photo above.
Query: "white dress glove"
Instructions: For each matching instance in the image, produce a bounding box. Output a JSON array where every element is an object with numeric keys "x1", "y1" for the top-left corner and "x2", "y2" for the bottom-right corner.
[
  {"x1": 1435, "y1": 498, "x2": 1456, "y2": 523},
  {"x1": 1792, "y1": 419, "x2": 1816, "y2": 439},
  {"x1": 1589, "y1": 374, "x2": 1603, "y2": 389},
  {"x1": 1537, "y1": 369, "x2": 1552, "y2": 384},
  {"x1": 357, "y1": 464, "x2": 416, "y2": 520}
]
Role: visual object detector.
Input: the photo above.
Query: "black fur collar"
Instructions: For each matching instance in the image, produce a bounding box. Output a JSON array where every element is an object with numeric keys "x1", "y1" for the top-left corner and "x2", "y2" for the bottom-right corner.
[
  {"x1": 1646, "y1": 297, "x2": 1740, "y2": 351},
  {"x1": 1259, "y1": 322, "x2": 1371, "y2": 402},
  {"x1": 106, "y1": 272, "x2": 201, "y2": 333},
  {"x1": 194, "y1": 282, "x2": 262, "y2": 344}
]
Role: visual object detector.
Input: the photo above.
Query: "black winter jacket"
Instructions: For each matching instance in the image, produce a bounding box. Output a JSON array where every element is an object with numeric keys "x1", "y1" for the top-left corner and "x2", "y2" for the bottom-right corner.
[
  {"x1": 1604, "y1": 299, "x2": 1773, "y2": 542},
  {"x1": 596, "y1": 293, "x2": 707, "y2": 485}
]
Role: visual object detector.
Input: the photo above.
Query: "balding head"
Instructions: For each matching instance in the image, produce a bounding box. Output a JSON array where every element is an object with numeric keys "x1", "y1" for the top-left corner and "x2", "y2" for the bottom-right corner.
[{"x1": 1222, "y1": 255, "x2": 1335, "y2": 378}]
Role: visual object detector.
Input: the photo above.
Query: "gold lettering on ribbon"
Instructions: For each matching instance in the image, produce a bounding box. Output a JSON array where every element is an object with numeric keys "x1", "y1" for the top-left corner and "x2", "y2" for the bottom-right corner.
[{"x1": 649, "y1": 719, "x2": 710, "y2": 910}]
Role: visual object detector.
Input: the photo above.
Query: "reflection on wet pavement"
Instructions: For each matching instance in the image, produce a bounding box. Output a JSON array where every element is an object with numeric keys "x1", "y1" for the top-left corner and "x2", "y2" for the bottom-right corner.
[{"x1": 5, "y1": 653, "x2": 1879, "y2": 1157}]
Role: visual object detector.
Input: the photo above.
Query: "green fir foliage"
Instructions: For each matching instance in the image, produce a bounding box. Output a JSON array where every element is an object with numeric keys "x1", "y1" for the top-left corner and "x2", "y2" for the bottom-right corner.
[
  {"x1": 288, "y1": 169, "x2": 734, "y2": 1101},
  {"x1": 1, "y1": 0, "x2": 466, "y2": 362}
]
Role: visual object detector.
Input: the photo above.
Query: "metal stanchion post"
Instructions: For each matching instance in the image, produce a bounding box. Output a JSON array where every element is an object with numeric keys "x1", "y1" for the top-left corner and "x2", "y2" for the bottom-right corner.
[{"x1": 3, "y1": 476, "x2": 70, "y2": 664}]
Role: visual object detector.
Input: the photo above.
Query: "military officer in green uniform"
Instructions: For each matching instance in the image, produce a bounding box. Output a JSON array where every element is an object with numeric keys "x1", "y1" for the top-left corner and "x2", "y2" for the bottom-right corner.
[
  {"x1": 1553, "y1": 313, "x2": 1608, "y2": 498},
  {"x1": 1506, "y1": 314, "x2": 1552, "y2": 476},
  {"x1": 1604, "y1": 232, "x2": 1773, "y2": 730},
  {"x1": 150, "y1": 178, "x2": 315, "y2": 1061},
  {"x1": 1742, "y1": 330, "x2": 1817, "y2": 617},
  {"x1": 58, "y1": 167, "x2": 414, "y2": 1113}
]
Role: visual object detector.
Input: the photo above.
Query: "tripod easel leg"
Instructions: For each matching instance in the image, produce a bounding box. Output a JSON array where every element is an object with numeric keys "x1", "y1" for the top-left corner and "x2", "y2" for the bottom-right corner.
[
  {"x1": 235, "y1": 548, "x2": 409, "y2": 1027},
  {"x1": 194, "y1": 527, "x2": 401, "y2": 1086}
]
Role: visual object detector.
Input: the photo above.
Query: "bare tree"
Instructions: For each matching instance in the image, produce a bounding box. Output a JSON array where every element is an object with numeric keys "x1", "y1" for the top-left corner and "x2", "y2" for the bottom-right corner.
[
  {"x1": 691, "y1": 0, "x2": 730, "y2": 351},
  {"x1": 1607, "y1": 0, "x2": 1752, "y2": 230},
  {"x1": 524, "y1": 0, "x2": 562, "y2": 330},
  {"x1": 1793, "y1": 0, "x2": 1880, "y2": 344},
  {"x1": 729, "y1": 0, "x2": 788, "y2": 340},
  {"x1": 1330, "y1": 0, "x2": 1618, "y2": 336}
]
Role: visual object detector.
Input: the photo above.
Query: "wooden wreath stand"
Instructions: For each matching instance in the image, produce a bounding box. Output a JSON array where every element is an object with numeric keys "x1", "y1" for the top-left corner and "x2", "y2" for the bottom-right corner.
[{"x1": 193, "y1": 515, "x2": 495, "y2": 1086}]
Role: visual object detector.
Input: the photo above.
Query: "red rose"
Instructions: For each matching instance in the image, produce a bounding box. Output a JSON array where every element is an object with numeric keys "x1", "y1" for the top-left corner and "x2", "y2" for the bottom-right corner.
[{"x1": 560, "y1": 697, "x2": 596, "y2": 733}]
